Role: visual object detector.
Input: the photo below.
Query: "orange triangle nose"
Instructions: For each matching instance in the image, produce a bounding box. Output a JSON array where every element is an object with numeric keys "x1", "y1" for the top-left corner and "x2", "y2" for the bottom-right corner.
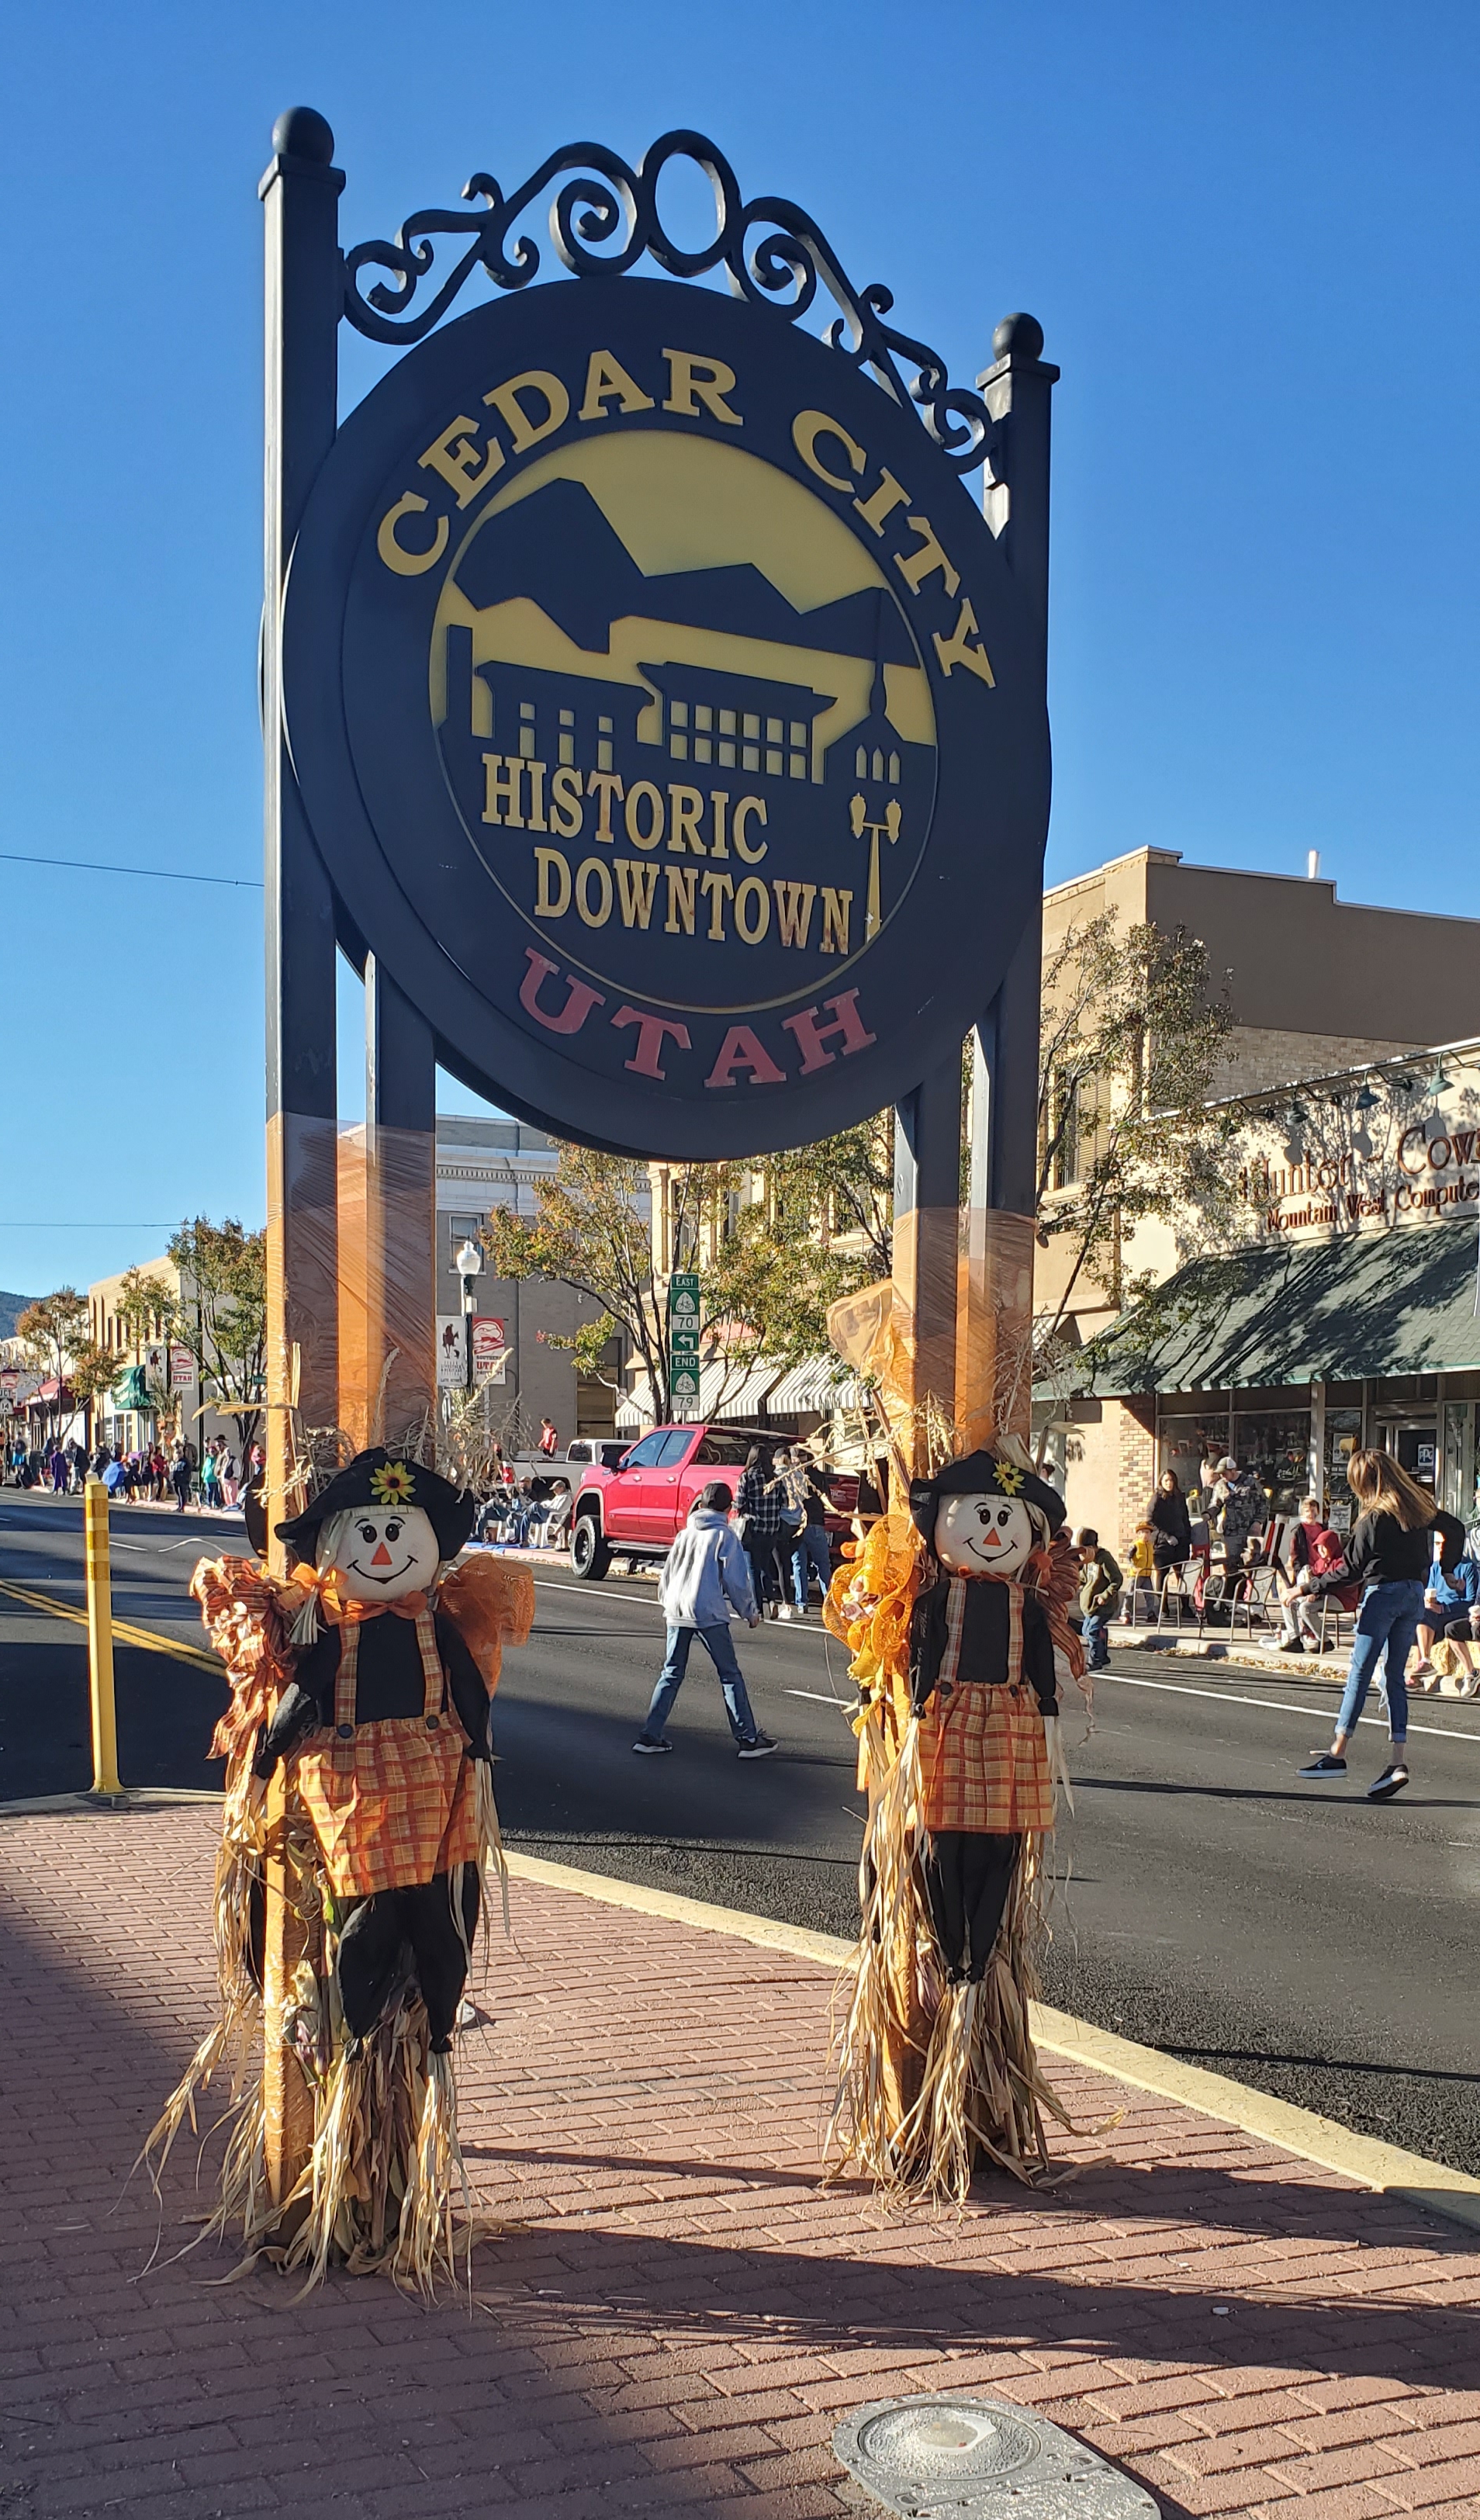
[{"x1": 370, "y1": 1542, "x2": 393, "y2": 1566}]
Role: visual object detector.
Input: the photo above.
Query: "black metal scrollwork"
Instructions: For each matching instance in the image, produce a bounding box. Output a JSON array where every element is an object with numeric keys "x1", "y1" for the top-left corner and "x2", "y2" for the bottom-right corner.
[{"x1": 342, "y1": 129, "x2": 1002, "y2": 475}]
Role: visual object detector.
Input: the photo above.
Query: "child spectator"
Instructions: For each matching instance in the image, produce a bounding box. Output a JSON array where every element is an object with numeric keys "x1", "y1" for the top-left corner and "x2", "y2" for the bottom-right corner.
[
  {"x1": 1126, "y1": 1520, "x2": 1158, "y2": 1622},
  {"x1": 1278, "y1": 1497, "x2": 1354, "y2": 1651},
  {"x1": 1074, "y1": 1528, "x2": 1122, "y2": 1670}
]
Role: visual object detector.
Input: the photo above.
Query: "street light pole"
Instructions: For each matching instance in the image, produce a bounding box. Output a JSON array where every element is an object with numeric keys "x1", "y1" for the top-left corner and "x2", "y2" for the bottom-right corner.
[{"x1": 455, "y1": 1238, "x2": 484, "y2": 1393}]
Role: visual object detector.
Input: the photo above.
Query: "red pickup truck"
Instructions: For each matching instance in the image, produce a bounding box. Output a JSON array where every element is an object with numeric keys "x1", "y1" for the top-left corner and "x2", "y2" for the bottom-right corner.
[{"x1": 569, "y1": 1423, "x2": 856, "y2": 1580}]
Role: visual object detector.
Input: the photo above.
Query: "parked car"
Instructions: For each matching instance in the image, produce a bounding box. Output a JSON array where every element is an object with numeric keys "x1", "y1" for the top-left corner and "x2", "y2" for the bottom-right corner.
[{"x1": 569, "y1": 1423, "x2": 858, "y2": 1580}]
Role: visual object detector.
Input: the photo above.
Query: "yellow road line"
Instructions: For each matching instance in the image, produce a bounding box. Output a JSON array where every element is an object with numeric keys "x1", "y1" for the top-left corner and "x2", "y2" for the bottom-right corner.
[{"x1": 0, "y1": 1576, "x2": 220, "y2": 1674}]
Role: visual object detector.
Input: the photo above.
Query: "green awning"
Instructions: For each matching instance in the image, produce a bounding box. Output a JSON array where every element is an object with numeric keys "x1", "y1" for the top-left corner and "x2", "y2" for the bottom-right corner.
[{"x1": 1068, "y1": 1218, "x2": 1480, "y2": 1397}]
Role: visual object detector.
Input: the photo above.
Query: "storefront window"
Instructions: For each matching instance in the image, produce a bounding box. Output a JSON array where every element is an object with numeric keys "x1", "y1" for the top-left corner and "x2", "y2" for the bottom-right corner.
[
  {"x1": 1158, "y1": 1411, "x2": 1231, "y2": 1511},
  {"x1": 1233, "y1": 1408, "x2": 1311, "y2": 1518},
  {"x1": 1440, "y1": 1402, "x2": 1473, "y2": 1524},
  {"x1": 1323, "y1": 1408, "x2": 1363, "y2": 1532}
]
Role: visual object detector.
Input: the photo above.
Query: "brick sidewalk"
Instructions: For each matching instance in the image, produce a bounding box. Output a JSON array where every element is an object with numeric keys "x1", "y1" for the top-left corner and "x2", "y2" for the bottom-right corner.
[{"x1": 2, "y1": 1806, "x2": 1477, "y2": 2519}]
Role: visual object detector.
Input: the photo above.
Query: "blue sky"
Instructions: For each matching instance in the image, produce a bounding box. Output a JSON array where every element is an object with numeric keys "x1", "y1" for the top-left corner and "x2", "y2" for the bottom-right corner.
[{"x1": 2, "y1": 0, "x2": 1475, "y2": 1299}]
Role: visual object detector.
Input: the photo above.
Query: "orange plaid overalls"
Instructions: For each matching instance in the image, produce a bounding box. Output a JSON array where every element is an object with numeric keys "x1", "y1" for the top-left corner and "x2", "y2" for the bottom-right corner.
[{"x1": 294, "y1": 1608, "x2": 480, "y2": 1899}]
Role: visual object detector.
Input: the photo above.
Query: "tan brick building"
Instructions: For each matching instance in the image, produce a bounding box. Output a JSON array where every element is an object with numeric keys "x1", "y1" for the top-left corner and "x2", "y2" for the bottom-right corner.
[{"x1": 1039, "y1": 851, "x2": 1480, "y2": 1558}]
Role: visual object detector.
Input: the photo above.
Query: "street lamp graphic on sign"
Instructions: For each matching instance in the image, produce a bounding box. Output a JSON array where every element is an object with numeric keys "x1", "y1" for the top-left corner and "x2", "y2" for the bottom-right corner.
[{"x1": 849, "y1": 794, "x2": 902, "y2": 941}]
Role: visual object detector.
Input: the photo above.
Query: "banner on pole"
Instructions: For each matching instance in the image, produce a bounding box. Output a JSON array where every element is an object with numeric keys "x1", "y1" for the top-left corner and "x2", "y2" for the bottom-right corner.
[{"x1": 471, "y1": 1317, "x2": 507, "y2": 1383}]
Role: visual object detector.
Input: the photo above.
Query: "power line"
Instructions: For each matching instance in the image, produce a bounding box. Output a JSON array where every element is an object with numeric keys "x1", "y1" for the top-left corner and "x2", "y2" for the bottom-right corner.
[{"x1": 0, "y1": 850, "x2": 261, "y2": 890}]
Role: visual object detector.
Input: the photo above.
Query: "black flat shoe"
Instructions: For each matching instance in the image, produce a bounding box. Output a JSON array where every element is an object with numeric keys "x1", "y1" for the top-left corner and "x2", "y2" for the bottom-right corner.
[
  {"x1": 1298, "y1": 1751, "x2": 1347, "y2": 1777},
  {"x1": 1367, "y1": 1764, "x2": 1409, "y2": 1801}
]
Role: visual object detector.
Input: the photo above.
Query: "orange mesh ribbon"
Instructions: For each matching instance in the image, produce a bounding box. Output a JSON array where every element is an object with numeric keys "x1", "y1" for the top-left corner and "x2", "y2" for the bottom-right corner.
[{"x1": 437, "y1": 1553, "x2": 535, "y2": 1697}]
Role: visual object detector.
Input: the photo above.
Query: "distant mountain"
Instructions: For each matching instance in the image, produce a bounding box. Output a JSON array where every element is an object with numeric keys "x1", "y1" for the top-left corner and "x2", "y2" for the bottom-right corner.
[
  {"x1": 453, "y1": 477, "x2": 915, "y2": 664},
  {"x1": 0, "y1": 1290, "x2": 34, "y2": 1340}
]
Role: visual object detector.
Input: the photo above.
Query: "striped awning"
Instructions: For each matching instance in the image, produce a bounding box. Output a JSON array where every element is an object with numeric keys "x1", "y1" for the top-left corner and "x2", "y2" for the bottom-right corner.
[
  {"x1": 614, "y1": 1377, "x2": 659, "y2": 1429},
  {"x1": 698, "y1": 1358, "x2": 781, "y2": 1418},
  {"x1": 1065, "y1": 1217, "x2": 1480, "y2": 1397},
  {"x1": 615, "y1": 1354, "x2": 863, "y2": 1425},
  {"x1": 766, "y1": 1355, "x2": 867, "y2": 1413}
]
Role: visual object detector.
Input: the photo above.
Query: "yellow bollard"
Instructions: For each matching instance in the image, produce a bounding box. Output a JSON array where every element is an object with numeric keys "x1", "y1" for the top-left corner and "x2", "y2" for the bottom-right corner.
[{"x1": 84, "y1": 1480, "x2": 123, "y2": 1798}]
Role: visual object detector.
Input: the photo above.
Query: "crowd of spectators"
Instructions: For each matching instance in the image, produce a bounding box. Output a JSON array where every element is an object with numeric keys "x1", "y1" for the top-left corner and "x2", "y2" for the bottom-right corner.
[{"x1": 4, "y1": 1432, "x2": 264, "y2": 1511}]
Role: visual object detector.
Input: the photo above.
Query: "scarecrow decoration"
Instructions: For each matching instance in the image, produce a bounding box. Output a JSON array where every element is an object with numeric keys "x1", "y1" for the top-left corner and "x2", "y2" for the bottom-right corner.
[
  {"x1": 825, "y1": 1440, "x2": 1088, "y2": 2201},
  {"x1": 146, "y1": 1447, "x2": 532, "y2": 2291}
]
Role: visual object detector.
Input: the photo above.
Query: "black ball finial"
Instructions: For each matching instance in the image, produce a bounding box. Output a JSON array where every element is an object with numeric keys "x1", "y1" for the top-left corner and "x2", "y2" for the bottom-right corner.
[
  {"x1": 992, "y1": 312, "x2": 1045, "y2": 363},
  {"x1": 272, "y1": 106, "x2": 335, "y2": 164}
]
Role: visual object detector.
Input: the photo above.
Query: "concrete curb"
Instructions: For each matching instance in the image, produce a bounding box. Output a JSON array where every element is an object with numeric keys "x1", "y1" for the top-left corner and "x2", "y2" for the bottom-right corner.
[
  {"x1": 504, "y1": 1848, "x2": 1480, "y2": 2237},
  {"x1": 0, "y1": 1788, "x2": 226, "y2": 1818},
  {"x1": 2, "y1": 1807, "x2": 1471, "y2": 2235}
]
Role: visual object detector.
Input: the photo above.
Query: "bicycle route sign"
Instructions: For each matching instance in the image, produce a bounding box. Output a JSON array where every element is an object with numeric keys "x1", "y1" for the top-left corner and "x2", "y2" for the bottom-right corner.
[{"x1": 668, "y1": 1271, "x2": 701, "y2": 1408}]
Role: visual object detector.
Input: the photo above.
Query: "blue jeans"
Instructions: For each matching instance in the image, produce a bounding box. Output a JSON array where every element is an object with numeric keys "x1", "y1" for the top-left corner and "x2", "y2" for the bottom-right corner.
[
  {"x1": 787, "y1": 1521, "x2": 832, "y2": 1608},
  {"x1": 1082, "y1": 1611, "x2": 1110, "y2": 1668},
  {"x1": 641, "y1": 1624, "x2": 759, "y2": 1746},
  {"x1": 1336, "y1": 1579, "x2": 1424, "y2": 1746}
]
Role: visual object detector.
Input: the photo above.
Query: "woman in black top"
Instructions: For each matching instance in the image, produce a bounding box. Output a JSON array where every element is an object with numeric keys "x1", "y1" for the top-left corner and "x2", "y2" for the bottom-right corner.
[
  {"x1": 1149, "y1": 1470, "x2": 1193, "y2": 1584},
  {"x1": 1298, "y1": 1449, "x2": 1464, "y2": 1800}
]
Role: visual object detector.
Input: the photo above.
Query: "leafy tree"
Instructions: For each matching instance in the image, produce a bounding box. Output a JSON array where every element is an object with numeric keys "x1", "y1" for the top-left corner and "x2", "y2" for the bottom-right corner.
[
  {"x1": 701, "y1": 1118, "x2": 894, "y2": 1367},
  {"x1": 67, "y1": 1341, "x2": 126, "y2": 1449},
  {"x1": 483, "y1": 1149, "x2": 715, "y2": 1425},
  {"x1": 16, "y1": 1289, "x2": 88, "y2": 1445},
  {"x1": 485, "y1": 1125, "x2": 896, "y2": 1426},
  {"x1": 1034, "y1": 912, "x2": 1236, "y2": 1361},
  {"x1": 165, "y1": 1219, "x2": 268, "y2": 1458}
]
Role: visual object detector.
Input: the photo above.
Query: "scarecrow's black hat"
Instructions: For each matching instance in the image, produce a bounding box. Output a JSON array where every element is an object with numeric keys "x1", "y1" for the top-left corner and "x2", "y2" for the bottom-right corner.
[
  {"x1": 275, "y1": 1446, "x2": 475, "y2": 1564},
  {"x1": 908, "y1": 1448, "x2": 1066, "y2": 1547}
]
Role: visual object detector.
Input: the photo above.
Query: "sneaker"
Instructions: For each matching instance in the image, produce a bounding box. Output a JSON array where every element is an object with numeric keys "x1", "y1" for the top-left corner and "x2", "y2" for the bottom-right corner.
[
  {"x1": 1277, "y1": 1637, "x2": 1305, "y2": 1653},
  {"x1": 631, "y1": 1737, "x2": 673, "y2": 1755},
  {"x1": 738, "y1": 1732, "x2": 779, "y2": 1758},
  {"x1": 1409, "y1": 1660, "x2": 1437, "y2": 1681},
  {"x1": 1367, "y1": 1762, "x2": 1409, "y2": 1801},
  {"x1": 766, "y1": 1600, "x2": 780, "y2": 1620},
  {"x1": 1298, "y1": 1751, "x2": 1347, "y2": 1777},
  {"x1": 777, "y1": 1604, "x2": 794, "y2": 1621}
]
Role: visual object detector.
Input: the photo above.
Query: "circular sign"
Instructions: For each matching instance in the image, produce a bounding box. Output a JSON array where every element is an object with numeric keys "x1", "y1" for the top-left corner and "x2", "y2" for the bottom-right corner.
[{"x1": 283, "y1": 275, "x2": 1048, "y2": 1156}]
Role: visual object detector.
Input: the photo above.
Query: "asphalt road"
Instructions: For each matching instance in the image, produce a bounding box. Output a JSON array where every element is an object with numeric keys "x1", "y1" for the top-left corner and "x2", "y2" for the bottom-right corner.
[{"x1": 2, "y1": 1490, "x2": 1478, "y2": 2175}]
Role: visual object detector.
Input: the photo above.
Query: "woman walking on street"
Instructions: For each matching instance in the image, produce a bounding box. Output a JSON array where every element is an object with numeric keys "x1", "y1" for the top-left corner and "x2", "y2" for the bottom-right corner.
[{"x1": 1298, "y1": 1450, "x2": 1464, "y2": 1800}]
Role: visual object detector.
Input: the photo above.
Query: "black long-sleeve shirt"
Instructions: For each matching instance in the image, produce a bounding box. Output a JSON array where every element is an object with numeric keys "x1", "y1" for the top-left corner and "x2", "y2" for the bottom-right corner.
[
  {"x1": 1150, "y1": 1490, "x2": 1192, "y2": 1559},
  {"x1": 257, "y1": 1609, "x2": 490, "y2": 1773},
  {"x1": 909, "y1": 1577, "x2": 1058, "y2": 1719},
  {"x1": 1307, "y1": 1507, "x2": 1464, "y2": 1599}
]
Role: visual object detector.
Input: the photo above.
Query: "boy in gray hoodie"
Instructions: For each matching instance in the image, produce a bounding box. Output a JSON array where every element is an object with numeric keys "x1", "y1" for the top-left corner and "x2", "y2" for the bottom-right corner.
[{"x1": 635, "y1": 1483, "x2": 778, "y2": 1757}]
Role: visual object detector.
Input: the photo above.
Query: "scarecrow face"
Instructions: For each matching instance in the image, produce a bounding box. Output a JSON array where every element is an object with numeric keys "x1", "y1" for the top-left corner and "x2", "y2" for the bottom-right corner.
[
  {"x1": 330, "y1": 1504, "x2": 441, "y2": 1601},
  {"x1": 935, "y1": 1492, "x2": 1036, "y2": 1580}
]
